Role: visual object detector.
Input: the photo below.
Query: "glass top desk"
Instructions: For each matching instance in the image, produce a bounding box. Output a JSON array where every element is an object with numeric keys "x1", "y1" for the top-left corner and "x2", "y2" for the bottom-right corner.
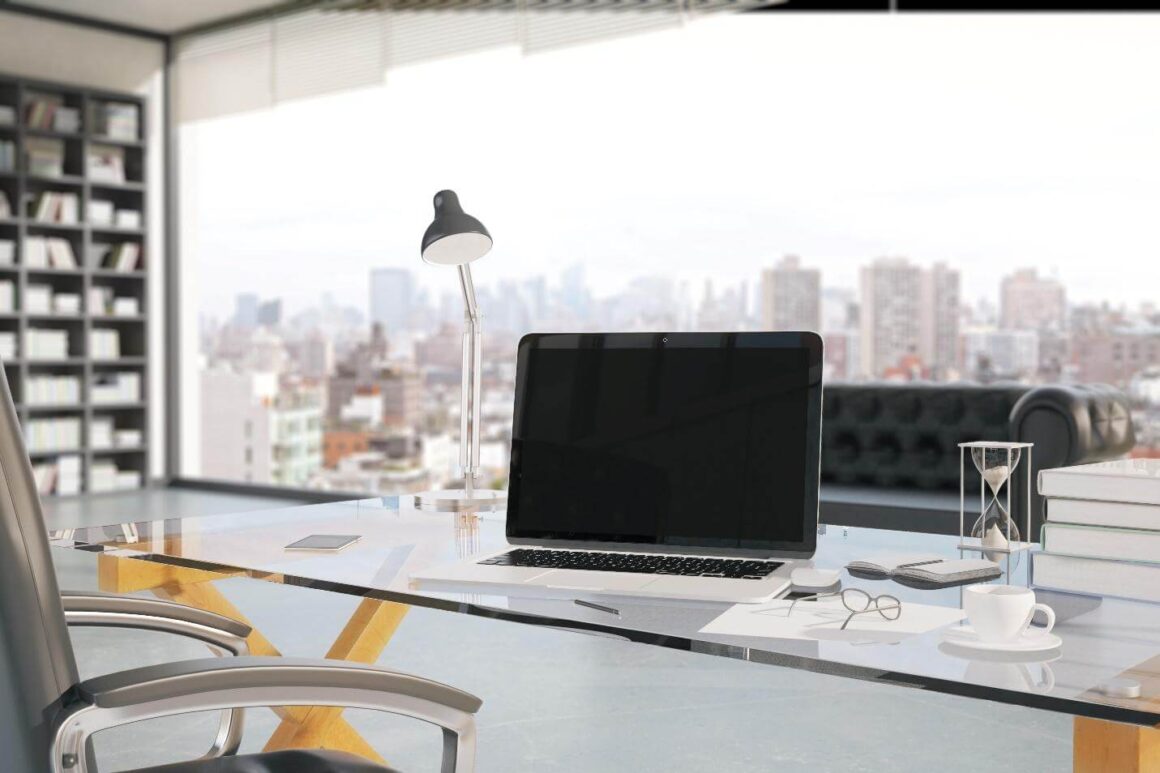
[{"x1": 51, "y1": 497, "x2": 1160, "y2": 770}]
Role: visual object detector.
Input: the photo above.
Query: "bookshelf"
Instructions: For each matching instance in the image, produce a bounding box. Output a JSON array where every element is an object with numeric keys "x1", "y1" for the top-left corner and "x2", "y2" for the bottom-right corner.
[{"x1": 0, "y1": 73, "x2": 149, "y2": 497}]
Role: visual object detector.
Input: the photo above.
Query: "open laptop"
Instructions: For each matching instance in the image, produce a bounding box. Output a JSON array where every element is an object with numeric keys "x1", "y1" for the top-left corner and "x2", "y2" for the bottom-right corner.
[{"x1": 411, "y1": 331, "x2": 824, "y2": 603}]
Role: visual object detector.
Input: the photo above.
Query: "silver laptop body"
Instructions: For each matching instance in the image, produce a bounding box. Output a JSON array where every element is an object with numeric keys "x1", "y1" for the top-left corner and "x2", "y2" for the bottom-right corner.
[{"x1": 411, "y1": 332, "x2": 824, "y2": 604}]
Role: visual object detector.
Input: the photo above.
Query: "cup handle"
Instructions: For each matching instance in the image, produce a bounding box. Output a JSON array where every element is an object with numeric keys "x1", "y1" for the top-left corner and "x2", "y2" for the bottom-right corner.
[{"x1": 1031, "y1": 603, "x2": 1056, "y2": 634}]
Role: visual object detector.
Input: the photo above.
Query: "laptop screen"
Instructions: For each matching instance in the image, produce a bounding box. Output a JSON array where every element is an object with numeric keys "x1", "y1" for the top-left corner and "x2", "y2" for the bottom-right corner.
[{"x1": 507, "y1": 332, "x2": 823, "y2": 557}]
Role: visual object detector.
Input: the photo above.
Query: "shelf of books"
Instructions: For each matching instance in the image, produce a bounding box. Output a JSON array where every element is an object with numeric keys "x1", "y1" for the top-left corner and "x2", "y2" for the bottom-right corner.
[{"x1": 0, "y1": 73, "x2": 149, "y2": 497}]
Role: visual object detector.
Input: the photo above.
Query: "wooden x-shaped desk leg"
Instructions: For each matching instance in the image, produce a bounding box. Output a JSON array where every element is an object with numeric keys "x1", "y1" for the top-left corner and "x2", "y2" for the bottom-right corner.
[{"x1": 98, "y1": 553, "x2": 409, "y2": 763}]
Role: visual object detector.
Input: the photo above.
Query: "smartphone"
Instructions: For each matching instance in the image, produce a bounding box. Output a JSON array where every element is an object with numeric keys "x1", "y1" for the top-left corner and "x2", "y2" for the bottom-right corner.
[{"x1": 284, "y1": 534, "x2": 362, "y2": 552}]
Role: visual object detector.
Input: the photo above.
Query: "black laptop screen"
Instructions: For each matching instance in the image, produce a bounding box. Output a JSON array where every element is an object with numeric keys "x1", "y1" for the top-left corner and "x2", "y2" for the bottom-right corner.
[{"x1": 507, "y1": 332, "x2": 823, "y2": 555}]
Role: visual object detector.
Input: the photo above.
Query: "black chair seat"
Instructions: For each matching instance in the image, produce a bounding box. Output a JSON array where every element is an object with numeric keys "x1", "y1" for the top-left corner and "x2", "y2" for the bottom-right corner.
[{"x1": 135, "y1": 749, "x2": 399, "y2": 773}]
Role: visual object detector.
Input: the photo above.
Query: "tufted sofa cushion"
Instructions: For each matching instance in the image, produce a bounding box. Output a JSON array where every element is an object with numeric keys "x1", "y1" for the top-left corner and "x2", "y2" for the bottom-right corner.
[{"x1": 821, "y1": 383, "x2": 1136, "y2": 539}]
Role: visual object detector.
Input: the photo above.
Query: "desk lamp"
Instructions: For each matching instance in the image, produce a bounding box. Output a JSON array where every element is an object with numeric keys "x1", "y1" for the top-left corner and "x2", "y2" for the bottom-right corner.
[{"x1": 415, "y1": 190, "x2": 506, "y2": 512}]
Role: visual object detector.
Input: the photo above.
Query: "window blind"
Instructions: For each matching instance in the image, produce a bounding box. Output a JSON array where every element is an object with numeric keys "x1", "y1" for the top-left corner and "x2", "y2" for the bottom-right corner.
[{"x1": 174, "y1": 1, "x2": 765, "y2": 123}]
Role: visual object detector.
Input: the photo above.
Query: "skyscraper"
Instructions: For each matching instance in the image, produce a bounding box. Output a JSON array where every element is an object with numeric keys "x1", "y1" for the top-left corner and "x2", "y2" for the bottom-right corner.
[
  {"x1": 859, "y1": 257, "x2": 959, "y2": 379},
  {"x1": 860, "y1": 257, "x2": 923, "y2": 378},
  {"x1": 760, "y1": 255, "x2": 821, "y2": 332},
  {"x1": 233, "y1": 293, "x2": 259, "y2": 329},
  {"x1": 369, "y1": 268, "x2": 414, "y2": 335},
  {"x1": 1000, "y1": 268, "x2": 1067, "y2": 332},
  {"x1": 920, "y1": 262, "x2": 961, "y2": 379}
]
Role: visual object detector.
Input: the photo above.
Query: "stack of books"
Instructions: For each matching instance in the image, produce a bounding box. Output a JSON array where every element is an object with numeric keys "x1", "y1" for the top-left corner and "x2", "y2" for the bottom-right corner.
[
  {"x1": 25, "y1": 96, "x2": 80, "y2": 134},
  {"x1": 1033, "y1": 458, "x2": 1160, "y2": 603},
  {"x1": 25, "y1": 328, "x2": 69, "y2": 360},
  {"x1": 25, "y1": 236, "x2": 78, "y2": 269},
  {"x1": 91, "y1": 372, "x2": 141, "y2": 403},
  {"x1": 93, "y1": 101, "x2": 138, "y2": 141},
  {"x1": 25, "y1": 138, "x2": 65, "y2": 178},
  {"x1": 91, "y1": 460, "x2": 141, "y2": 493},
  {"x1": 87, "y1": 145, "x2": 126, "y2": 183},
  {"x1": 25, "y1": 416, "x2": 82, "y2": 453},
  {"x1": 25, "y1": 374, "x2": 81, "y2": 406},
  {"x1": 91, "y1": 242, "x2": 140, "y2": 271},
  {"x1": 28, "y1": 191, "x2": 80, "y2": 223},
  {"x1": 31, "y1": 455, "x2": 81, "y2": 496},
  {"x1": 89, "y1": 328, "x2": 121, "y2": 360}
]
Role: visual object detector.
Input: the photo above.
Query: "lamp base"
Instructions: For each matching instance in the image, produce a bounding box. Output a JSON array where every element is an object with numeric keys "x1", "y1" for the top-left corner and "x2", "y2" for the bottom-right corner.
[{"x1": 414, "y1": 488, "x2": 507, "y2": 513}]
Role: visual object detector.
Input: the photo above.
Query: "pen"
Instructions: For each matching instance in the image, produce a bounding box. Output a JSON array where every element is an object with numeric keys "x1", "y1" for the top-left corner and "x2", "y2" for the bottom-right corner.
[{"x1": 574, "y1": 599, "x2": 620, "y2": 617}]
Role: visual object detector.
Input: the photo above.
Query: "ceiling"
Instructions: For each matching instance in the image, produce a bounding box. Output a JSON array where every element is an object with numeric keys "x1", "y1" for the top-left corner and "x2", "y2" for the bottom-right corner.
[{"x1": 5, "y1": 0, "x2": 290, "y2": 34}]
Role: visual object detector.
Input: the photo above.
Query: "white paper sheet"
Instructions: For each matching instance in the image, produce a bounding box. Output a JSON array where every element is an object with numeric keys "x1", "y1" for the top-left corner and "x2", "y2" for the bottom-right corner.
[{"x1": 700, "y1": 596, "x2": 966, "y2": 643}]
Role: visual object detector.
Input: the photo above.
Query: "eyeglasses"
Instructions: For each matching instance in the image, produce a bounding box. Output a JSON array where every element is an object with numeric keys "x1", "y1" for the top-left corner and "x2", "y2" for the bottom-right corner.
[{"x1": 787, "y1": 588, "x2": 902, "y2": 631}]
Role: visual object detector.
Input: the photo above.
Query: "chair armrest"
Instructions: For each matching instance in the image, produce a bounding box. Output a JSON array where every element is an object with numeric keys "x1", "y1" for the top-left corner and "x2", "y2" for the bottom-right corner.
[
  {"x1": 53, "y1": 656, "x2": 481, "y2": 773},
  {"x1": 61, "y1": 591, "x2": 251, "y2": 648},
  {"x1": 60, "y1": 591, "x2": 251, "y2": 761}
]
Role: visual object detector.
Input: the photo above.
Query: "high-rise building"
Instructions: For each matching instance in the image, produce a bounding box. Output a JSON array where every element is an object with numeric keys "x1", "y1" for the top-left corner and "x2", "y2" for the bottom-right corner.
[
  {"x1": 963, "y1": 329, "x2": 1039, "y2": 381},
  {"x1": 200, "y1": 367, "x2": 323, "y2": 486},
  {"x1": 327, "y1": 363, "x2": 422, "y2": 429},
  {"x1": 760, "y1": 255, "x2": 821, "y2": 332},
  {"x1": 859, "y1": 257, "x2": 960, "y2": 379},
  {"x1": 1000, "y1": 269, "x2": 1066, "y2": 331},
  {"x1": 1073, "y1": 329, "x2": 1160, "y2": 387},
  {"x1": 369, "y1": 268, "x2": 414, "y2": 335},
  {"x1": 859, "y1": 257, "x2": 923, "y2": 378},
  {"x1": 295, "y1": 334, "x2": 334, "y2": 380},
  {"x1": 920, "y1": 262, "x2": 961, "y2": 379},
  {"x1": 256, "y1": 299, "x2": 282, "y2": 327},
  {"x1": 233, "y1": 293, "x2": 259, "y2": 329}
]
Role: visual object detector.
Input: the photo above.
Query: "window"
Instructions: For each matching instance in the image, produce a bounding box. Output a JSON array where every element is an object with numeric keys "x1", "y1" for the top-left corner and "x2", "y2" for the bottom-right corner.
[{"x1": 178, "y1": 11, "x2": 1160, "y2": 494}]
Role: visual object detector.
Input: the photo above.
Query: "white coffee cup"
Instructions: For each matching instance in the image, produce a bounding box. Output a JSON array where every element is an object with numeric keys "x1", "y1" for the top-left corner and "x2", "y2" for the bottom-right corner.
[{"x1": 963, "y1": 584, "x2": 1055, "y2": 643}]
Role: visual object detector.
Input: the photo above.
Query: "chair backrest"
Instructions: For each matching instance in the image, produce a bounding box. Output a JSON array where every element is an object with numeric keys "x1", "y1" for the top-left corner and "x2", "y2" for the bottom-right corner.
[{"x1": 0, "y1": 369, "x2": 79, "y2": 771}]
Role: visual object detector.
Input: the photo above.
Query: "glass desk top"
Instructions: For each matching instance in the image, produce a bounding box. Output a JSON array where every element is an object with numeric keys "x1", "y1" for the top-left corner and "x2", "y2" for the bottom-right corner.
[{"x1": 51, "y1": 497, "x2": 1160, "y2": 728}]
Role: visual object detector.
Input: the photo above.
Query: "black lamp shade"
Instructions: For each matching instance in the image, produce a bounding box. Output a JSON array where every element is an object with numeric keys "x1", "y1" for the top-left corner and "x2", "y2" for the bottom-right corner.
[{"x1": 420, "y1": 190, "x2": 493, "y2": 266}]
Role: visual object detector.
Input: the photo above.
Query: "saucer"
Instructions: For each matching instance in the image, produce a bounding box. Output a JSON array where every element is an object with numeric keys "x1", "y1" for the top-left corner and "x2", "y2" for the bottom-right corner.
[{"x1": 941, "y1": 625, "x2": 1061, "y2": 653}]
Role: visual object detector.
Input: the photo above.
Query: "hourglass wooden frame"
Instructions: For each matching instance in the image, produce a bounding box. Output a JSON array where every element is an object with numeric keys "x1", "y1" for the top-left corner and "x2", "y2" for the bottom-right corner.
[{"x1": 958, "y1": 441, "x2": 1035, "y2": 555}]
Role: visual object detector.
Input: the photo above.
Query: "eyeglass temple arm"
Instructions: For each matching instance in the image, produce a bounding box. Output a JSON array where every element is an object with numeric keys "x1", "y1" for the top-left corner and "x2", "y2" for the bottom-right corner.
[
  {"x1": 787, "y1": 591, "x2": 841, "y2": 613},
  {"x1": 839, "y1": 602, "x2": 902, "y2": 631}
]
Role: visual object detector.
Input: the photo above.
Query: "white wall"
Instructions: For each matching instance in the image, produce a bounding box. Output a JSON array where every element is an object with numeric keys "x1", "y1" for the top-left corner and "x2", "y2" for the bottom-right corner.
[{"x1": 0, "y1": 10, "x2": 168, "y2": 480}]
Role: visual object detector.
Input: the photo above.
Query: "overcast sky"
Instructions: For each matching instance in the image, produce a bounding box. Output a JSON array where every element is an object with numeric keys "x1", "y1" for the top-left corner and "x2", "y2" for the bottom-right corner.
[{"x1": 182, "y1": 13, "x2": 1160, "y2": 321}]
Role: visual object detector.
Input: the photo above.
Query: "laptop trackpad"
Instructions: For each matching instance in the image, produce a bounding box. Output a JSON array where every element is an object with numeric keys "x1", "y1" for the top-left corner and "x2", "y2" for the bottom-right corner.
[{"x1": 541, "y1": 570, "x2": 650, "y2": 591}]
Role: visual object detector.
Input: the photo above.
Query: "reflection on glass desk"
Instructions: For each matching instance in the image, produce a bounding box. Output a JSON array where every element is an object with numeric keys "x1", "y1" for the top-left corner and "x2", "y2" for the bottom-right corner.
[{"x1": 50, "y1": 496, "x2": 1160, "y2": 731}]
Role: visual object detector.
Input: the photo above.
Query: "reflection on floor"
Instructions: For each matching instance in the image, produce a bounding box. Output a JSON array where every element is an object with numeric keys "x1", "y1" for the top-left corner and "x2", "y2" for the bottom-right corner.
[{"x1": 47, "y1": 487, "x2": 1072, "y2": 773}]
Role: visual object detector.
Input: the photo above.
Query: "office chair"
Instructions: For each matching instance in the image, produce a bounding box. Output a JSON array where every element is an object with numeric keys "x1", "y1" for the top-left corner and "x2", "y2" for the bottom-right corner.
[{"x1": 0, "y1": 369, "x2": 481, "y2": 773}]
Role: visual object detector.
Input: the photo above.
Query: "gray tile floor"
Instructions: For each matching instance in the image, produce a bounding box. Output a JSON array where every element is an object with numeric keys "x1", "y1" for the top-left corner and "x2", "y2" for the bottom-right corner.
[{"x1": 46, "y1": 489, "x2": 1073, "y2": 772}]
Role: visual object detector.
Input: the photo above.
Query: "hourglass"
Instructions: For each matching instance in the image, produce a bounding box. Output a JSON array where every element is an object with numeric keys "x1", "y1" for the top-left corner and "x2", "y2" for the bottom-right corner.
[{"x1": 958, "y1": 441, "x2": 1033, "y2": 561}]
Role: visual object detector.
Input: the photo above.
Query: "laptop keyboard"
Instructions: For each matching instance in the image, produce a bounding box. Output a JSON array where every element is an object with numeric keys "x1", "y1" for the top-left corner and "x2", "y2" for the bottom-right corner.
[{"x1": 478, "y1": 548, "x2": 783, "y2": 579}]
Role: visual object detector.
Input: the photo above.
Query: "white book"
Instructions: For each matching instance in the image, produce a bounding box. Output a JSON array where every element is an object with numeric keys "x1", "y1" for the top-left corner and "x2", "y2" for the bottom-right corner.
[
  {"x1": 89, "y1": 200, "x2": 115, "y2": 226},
  {"x1": 114, "y1": 429, "x2": 142, "y2": 448},
  {"x1": 53, "y1": 293, "x2": 80, "y2": 315},
  {"x1": 47, "y1": 238, "x2": 76, "y2": 269},
  {"x1": 91, "y1": 417, "x2": 114, "y2": 450},
  {"x1": 24, "y1": 285, "x2": 53, "y2": 314},
  {"x1": 1039, "y1": 459, "x2": 1160, "y2": 506},
  {"x1": 116, "y1": 470, "x2": 142, "y2": 490},
  {"x1": 1047, "y1": 498, "x2": 1160, "y2": 530},
  {"x1": 112, "y1": 297, "x2": 139, "y2": 316},
  {"x1": 0, "y1": 331, "x2": 16, "y2": 359},
  {"x1": 114, "y1": 209, "x2": 141, "y2": 229},
  {"x1": 24, "y1": 237, "x2": 49, "y2": 268},
  {"x1": 59, "y1": 194, "x2": 79, "y2": 224},
  {"x1": 1041, "y1": 522, "x2": 1160, "y2": 564},
  {"x1": 115, "y1": 243, "x2": 140, "y2": 272},
  {"x1": 1033, "y1": 552, "x2": 1160, "y2": 604}
]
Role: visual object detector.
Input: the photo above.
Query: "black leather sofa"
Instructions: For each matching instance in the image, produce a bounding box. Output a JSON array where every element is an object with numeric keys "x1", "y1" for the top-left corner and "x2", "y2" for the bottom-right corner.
[{"x1": 819, "y1": 383, "x2": 1136, "y2": 539}]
